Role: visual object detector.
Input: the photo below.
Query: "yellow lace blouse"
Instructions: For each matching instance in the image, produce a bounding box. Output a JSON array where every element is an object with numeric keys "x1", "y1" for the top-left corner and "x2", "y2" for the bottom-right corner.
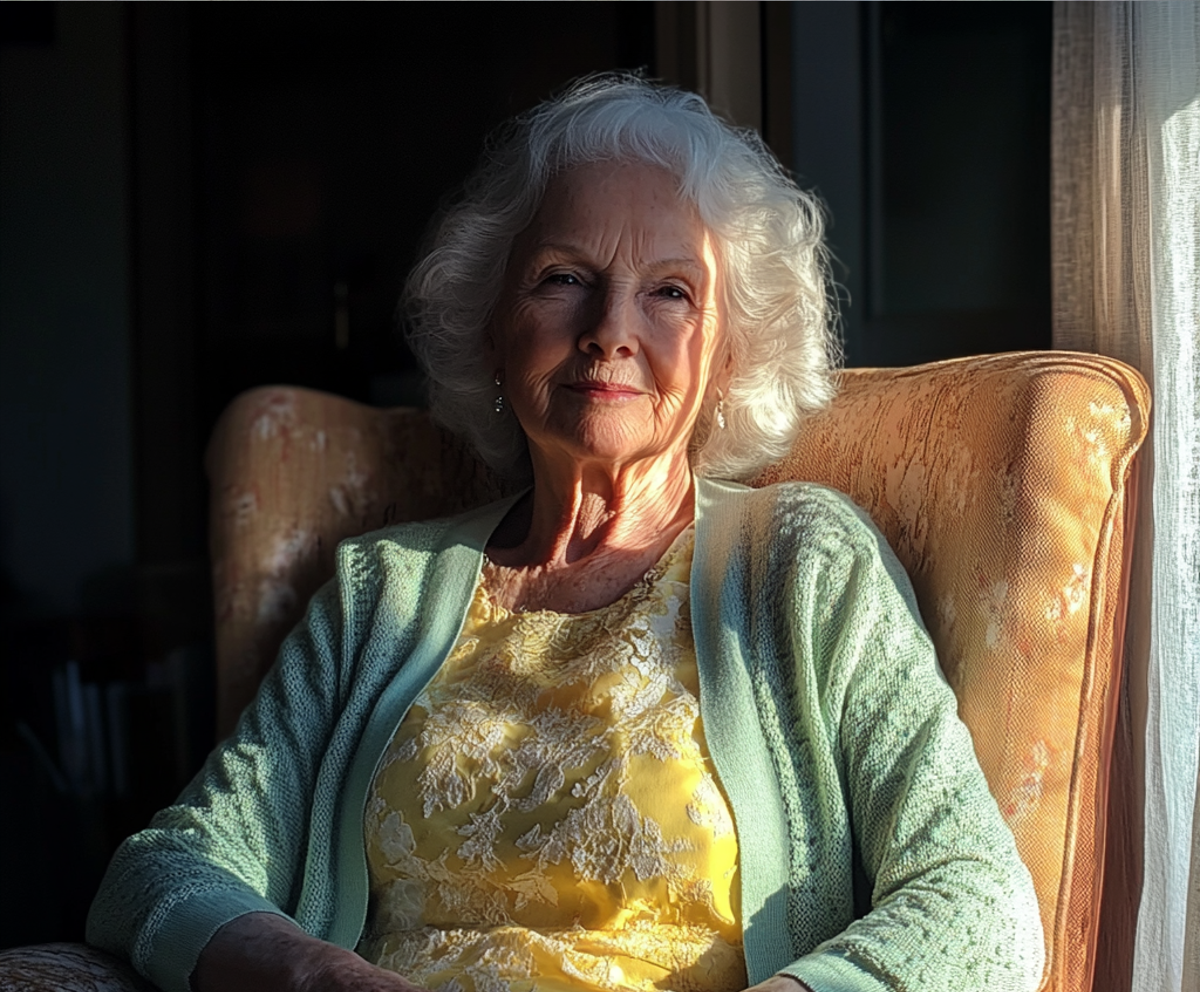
[{"x1": 359, "y1": 528, "x2": 746, "y2": 992}]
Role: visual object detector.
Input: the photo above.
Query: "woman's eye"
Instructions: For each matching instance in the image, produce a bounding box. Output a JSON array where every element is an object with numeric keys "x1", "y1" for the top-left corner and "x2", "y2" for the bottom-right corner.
[
  {"x1": 655, "y1": 284, "x2": 689, "y2": 301},
  {"x1": 545, "y1": 272, "x2": 581, "y2": 287}
]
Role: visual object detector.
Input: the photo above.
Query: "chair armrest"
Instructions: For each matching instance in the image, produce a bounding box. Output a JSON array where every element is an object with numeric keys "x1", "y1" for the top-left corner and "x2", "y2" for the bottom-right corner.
[{"x1": 0, "y1": 943, "x2": 157, "y2": 992}]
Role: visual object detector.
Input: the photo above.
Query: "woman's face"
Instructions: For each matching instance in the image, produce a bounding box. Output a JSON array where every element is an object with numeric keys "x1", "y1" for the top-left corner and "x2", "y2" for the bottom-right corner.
[{"x1": 489, "y1": 160, "x2": 725, "y2": 475}]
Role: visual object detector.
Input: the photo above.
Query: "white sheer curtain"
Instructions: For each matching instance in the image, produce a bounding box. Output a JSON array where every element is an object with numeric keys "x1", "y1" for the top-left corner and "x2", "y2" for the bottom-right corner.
[{"x1": 1051, "y1": 4, "x2": 1200, "y2": 992}]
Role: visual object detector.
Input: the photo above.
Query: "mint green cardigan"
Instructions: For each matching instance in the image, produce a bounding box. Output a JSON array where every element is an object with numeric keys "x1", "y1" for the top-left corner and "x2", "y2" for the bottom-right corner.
[{"x1": 88, "y1": 479, "x2": 1043, "y2": 992}]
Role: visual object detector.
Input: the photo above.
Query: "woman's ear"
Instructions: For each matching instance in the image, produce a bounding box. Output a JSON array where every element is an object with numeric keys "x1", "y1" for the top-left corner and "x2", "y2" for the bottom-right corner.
[
  {"x1": 712, "y1": 340, "x2": 734, "y2": 395},
  {"x1": 483, "y1": 323, "x2": 501, "y2": 368},
  {"x1": 700, "y1": 344, "x2": 733, "y2": 427}
]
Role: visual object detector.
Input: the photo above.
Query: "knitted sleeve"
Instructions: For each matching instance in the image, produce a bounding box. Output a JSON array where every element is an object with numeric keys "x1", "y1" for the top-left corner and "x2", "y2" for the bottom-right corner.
[
  {"x1": 85, "y1": 578, "x2": 347, "y2": 992},
  {"x1": 779, "y1": 497, "x2": 1044, "y2": 992}
]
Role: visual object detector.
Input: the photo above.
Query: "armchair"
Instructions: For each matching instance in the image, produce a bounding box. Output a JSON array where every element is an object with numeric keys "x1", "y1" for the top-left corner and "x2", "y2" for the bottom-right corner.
[{"x1": 0, "y1": 351, "x2": 1149, "y2": 992}]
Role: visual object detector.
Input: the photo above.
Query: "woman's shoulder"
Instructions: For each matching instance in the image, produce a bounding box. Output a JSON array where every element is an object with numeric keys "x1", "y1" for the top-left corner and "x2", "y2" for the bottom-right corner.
[
  {"x1": 700, "y1": 476, "x2": 882, "y2": 550},
  {"x1": 332, "y1": 495, "x2": 519, "y2": 578},
  {"x1": 328, "y1": 520, "x2": 447, "y2": 597},
  {"x1": 338, "y1": 514, "x2": 457, "y2": 557},
  {"x1": 699, "y1": 476, "x2": 912, "y2": 598}
]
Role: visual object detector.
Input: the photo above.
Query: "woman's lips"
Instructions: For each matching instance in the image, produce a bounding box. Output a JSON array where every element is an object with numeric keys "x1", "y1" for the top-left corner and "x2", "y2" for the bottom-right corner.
[{"x1": 564, "y1": 381, "x2": 644, "y2": 400}]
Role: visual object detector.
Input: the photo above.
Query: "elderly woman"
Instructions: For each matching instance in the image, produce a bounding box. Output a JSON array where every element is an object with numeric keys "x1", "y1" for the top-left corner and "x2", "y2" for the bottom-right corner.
[{"x1": 88, "y1": 76, "x2": 1043, "y2": 992}]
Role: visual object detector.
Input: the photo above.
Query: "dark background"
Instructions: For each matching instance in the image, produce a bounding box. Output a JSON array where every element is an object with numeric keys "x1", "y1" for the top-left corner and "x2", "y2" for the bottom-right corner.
[{"x1": 0, "y1": 1, "x2": 1051, "y2": 948}]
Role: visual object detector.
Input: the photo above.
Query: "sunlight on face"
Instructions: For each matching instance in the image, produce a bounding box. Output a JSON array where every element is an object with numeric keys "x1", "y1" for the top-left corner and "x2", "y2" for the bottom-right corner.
[{"x1": 490, "y1": 160, "x2": 725, "y2": 476}]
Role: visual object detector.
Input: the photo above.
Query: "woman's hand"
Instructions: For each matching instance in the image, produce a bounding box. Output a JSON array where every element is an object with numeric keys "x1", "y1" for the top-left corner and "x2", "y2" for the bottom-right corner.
[
  {"x1": 743, "y1": 976, "x2": 813, "y2": 992},
  {"x1": 192, "y1": 912, "x2": 428, "y2": 992}
]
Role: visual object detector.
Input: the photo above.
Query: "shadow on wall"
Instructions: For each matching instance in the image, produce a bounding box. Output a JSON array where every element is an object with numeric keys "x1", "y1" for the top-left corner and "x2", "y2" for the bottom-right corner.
[{"x1": 0, "y1": 0, "x2": 228, "y2": 945}]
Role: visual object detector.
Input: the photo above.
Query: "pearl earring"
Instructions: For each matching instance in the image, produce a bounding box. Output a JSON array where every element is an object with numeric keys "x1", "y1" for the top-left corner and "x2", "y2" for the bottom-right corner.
[
  {"x1": 493, "y1": 372, "x2": 504, "y2": 414},
  {"x1": 715, "y1": 391, "x2": 726, "y2": 430}
]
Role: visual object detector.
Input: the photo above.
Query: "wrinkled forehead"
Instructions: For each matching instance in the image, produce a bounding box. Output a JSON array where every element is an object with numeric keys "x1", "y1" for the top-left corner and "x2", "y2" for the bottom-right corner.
[{"x1": 517, "y1": 160, "x2": 715, "y2": 273}]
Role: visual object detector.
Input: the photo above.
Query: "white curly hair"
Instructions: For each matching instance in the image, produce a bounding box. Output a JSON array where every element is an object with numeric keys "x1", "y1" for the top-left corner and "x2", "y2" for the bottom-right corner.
[{"x1": 404, "y1": 73, "x2": 840, "y2": 482}]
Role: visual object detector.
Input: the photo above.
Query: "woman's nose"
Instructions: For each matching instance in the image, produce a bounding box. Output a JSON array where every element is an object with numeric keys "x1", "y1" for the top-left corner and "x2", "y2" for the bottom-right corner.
[{"x1": 578, "y1": 288, "x2": 640, "y2": 358}]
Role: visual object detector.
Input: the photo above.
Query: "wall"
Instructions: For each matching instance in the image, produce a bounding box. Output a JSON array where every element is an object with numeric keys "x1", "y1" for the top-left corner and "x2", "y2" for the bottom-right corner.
[
  {"x1": 789, "y1": 2, "x2": 1052, "y2": 365},
  {"x1": 0, "y1": 3, "x2": 134, "y2": 619}
]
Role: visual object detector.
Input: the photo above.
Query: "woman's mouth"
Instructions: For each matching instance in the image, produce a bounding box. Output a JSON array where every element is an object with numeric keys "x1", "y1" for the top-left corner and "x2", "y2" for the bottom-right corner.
[{"x1": 564, "y1": 381, "x2": 644, "y2": 401}]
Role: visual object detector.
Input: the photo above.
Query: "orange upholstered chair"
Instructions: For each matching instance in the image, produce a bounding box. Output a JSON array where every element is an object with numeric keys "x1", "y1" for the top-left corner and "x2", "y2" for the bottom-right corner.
[{"x1": 0, "y1": 351, "x2": 1149, "y2": 992}]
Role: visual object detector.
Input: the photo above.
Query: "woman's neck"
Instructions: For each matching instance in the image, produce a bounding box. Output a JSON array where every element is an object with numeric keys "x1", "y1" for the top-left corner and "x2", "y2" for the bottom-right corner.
[{"x1": 485, "y1": 449, "x2": 695, "y2": 614}]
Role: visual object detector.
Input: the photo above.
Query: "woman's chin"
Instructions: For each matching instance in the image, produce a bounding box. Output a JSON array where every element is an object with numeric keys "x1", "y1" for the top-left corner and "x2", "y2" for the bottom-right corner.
[{"x1": 532, "y1": 423, "x2": 679, "y2": 474}]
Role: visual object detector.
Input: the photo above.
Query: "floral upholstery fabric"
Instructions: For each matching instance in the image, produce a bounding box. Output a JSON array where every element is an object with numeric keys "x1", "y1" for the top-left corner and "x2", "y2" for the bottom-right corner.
[{"x1": 359, "y1": 528, "x2": 747, "y2": 992}]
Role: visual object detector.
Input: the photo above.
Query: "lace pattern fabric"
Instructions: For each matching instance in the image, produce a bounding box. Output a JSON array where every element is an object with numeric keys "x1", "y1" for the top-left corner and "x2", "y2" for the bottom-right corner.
[{"x1": 359, "y1": 528, "x2": 746, "y2": 992}]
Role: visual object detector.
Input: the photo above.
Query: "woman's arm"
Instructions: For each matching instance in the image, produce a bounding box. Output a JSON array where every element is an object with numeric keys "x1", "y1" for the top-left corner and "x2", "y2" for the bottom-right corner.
[
  {"x1": 87, "y1": 581, "x2": 351, "y2": 992},
  {"x1": 784, "y1": 515, "x2": 1045, "y2": 992},
  {"x1": 192, "y1": 914, "x2": 424, "y2": 992}
]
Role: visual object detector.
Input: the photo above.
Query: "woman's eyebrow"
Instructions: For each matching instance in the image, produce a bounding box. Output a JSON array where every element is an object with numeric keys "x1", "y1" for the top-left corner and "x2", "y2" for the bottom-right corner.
[
  {"x1": 647, "y1": 258, "x2": 707, "y2": 277},
  {"x1": 526, "y1": 244, "x2": 707, "y2": 275},
  {"x1": 525, "y1": 241, "x2": 586, "y2": 258}
]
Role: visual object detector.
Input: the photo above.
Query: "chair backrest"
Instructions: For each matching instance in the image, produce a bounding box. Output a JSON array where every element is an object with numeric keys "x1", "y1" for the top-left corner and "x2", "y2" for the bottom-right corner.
[{"x1": 206, "y1": 351, "x2": 1150, "y2": 992}]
